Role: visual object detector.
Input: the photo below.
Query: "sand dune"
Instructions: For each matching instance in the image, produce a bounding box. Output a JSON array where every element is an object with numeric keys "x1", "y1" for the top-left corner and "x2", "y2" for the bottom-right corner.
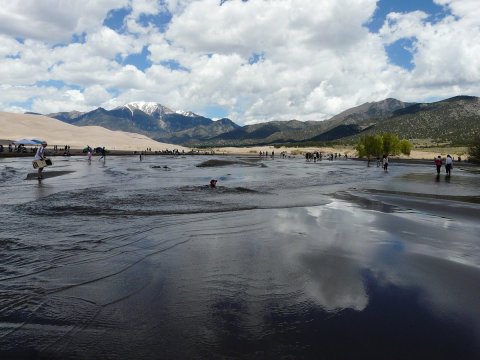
[
  {"x1": 1, "y1": 112, "x2": 467, "y2": 159},
  {"x1": 0, "y1": 112, "x2": 188, "y2": 151}
]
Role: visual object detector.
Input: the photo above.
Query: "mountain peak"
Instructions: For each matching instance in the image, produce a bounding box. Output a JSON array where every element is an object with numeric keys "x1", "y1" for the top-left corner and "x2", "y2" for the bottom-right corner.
[
  {"x1": 175, "y1": 110, "x2": 198, "y2": 117},
  {"x1": 120, "y1": 102, "x2": 174, "y2": 116}
]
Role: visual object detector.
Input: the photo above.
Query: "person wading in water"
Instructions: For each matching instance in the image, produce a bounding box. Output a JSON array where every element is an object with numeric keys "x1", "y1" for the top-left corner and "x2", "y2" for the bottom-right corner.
[
  {"x1": 34, "y1": 141, "x2": 48, "y2": 179},
  {"x1": 434, "y1": 156, "x2": 442, "y2": 175}
]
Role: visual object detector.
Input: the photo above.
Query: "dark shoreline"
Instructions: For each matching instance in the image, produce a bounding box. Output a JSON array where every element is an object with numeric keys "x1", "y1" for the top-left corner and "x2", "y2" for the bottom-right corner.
[
  {"x1": 1, "y1": 150, "x2": 479, "y2": 171},
  {"x1": 0, "y1": 149, "x2": 215, "y2": 158}
]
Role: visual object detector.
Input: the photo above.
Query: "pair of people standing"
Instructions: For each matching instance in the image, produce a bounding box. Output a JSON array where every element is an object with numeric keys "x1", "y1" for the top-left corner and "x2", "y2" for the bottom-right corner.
[{"x1": 435, "y1": 155, "x2": 453, "y2": 176}]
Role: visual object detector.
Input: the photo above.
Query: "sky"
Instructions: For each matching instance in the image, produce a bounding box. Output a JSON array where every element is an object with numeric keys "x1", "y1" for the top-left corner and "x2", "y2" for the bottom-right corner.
[{"x1": 0, "y1": 0, "x2": 479, "y2": 125}]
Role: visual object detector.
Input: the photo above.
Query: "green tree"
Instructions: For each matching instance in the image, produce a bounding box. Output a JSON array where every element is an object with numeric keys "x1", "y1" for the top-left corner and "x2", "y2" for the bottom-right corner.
[
  {"x1": 356, "y1": 133, "x2": 413, "y2": 164},
  {"x1": 382, "y1": 133, "x2": 400, "y2": 156},
  {"x1": 399, "y1": 139, "x2": 413, "y2": 156},
  {"x1": 468, "y1": 136, "x2": 480, "y2": 163},
  {"x1": 356, "y1": 135, "x2": 383, "y2": 166},
  {"x1": 372, "y1": 135, "x2": 384, "y2": 157}
]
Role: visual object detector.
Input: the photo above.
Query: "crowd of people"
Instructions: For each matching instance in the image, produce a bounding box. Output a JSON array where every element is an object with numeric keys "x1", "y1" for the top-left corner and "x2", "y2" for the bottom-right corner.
[
  {"x1": 304, "y1": 151, "x2": 348, "y2": 162},
  {"x1": 3, "y1": 140, "x2": 466, "y2": 183},
  {"x1": 1, "y1": 143, "x2": 38, "y2": 153},
  {"x1": 0, "y1": 142, "x2": 73, "y2": 155}
]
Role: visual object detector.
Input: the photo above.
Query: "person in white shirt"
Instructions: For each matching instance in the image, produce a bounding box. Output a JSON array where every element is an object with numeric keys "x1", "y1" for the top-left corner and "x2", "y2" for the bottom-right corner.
[
  {"x1": 382, "y1": 154, "x2": 389, "y2": 172},
  {"x1": 34, "y1": 141, "x2": 48, "y2": 179},
  {"x1": 445, "y1": 154, "x2": 453, "y2": 176}
]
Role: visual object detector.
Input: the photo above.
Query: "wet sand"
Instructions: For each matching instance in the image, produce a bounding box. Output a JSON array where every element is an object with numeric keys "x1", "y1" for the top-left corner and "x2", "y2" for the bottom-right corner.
[
  {"x1": 1, "y1": 155, "x2": 479, "y2": 359},
  {"x1": 25, "y1": 170, "x2": 75, "y2": 180},
  {"x1": 196, "y1": 158, "x2": 263, "y2": 167}
]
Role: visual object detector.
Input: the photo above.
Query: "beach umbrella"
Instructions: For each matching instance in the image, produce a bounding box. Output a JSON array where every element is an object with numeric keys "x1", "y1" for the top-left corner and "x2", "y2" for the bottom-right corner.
[
  {"x1": 31, "y1": 139, "x2": 45, "y2": 144},
  {"x1": 14, "y1": 139, "x2": 40, "y2": 145}
]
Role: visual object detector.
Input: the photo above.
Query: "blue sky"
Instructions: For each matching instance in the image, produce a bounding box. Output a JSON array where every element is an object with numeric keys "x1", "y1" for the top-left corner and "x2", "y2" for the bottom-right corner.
[
  {"x1": 99, "y1": 0, "x2": 451, "y2": 76},
  {"x1": 0, "y1": 0, "x2": 478, "y2": 124},
  {"x1": 366, "y1": 0, "x2": 448, "y2": 32},
  {"x1": 367, "y1": 0, "x2": 450, "y2": 70}
]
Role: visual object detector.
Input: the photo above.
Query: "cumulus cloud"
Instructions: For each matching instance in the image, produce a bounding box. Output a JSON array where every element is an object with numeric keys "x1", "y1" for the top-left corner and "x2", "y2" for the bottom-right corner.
[
  {"x1": 435, "y1": 0, "x2": 480, "y2": 21},
  {"x1": 87, "y1": 27, "x2": 144, "y2": 59},
  {"x1": 0, "y1": 0, "x2": 479, "y2": 124},
  {"x1": 159, "y1": 0, "x2": 393, "y2": 122},
  {"x1": 379, "y1": 0, "x2": 480, "y2": 99},
  {"x1": 0, "y1": 0, "x2": 128, "y2": 43},
  {"x1": 0, "y1": 34, "x2": 22, "y2": 57}
]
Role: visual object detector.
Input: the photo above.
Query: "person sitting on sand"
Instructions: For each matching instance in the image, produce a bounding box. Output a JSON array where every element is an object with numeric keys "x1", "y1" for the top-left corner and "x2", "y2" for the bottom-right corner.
[
  {"x1": 445, "y1": 154, "x2": 453, "y2": 176},
  {"x1": 434, "y1": 156, "x2": 442, "y2": 175},
  {"x1": 34, "y1": 141, "x2": 48, "y2": 179},
  {"x1": 210, "y1": 179, "x2": 218, "y2": 188}
]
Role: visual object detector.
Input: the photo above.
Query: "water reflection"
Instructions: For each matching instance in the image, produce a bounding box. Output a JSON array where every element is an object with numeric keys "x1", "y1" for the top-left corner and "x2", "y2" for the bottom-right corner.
[
  {"x1": 272, "y1": 203, "x2": 383, "y2": 312},
  {"x1": 1, "y1": 156, "x2": 480, "y2": 358},
  {"x1": 272, "y1": 202, "x2": 480, "y2": 347}
]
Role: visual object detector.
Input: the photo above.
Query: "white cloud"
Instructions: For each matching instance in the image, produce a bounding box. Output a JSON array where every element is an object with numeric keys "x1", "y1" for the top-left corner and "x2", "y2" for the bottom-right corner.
[
  {"x1": 0, "y1": 0, "x2": 128, "y2": 43},
  {"x1": 0, "y1": 0, "x2": 479, "y2": 124},
  {"x1": 32, "y1": 89, "x2": 86, "y2": 114},
  {"x1": 378, "y1": 0, "x2": 480, "y2": 99},
  {"x1": 130, "y1": 0, "x2": 162, "y2": 17},
  {"x1": 83, "y1": 85, "x2": 112, "y2": 106},
  {"x1": 0, "y1": 34, "x2": 22, "y2": 57},
  {"x1": 87, "y1": 27, "x2": 144, "y2": 59},
  {"x1": 158, "y1": 0, "x2": 393, "y2": 122},
  {"x1": 0, "y1": 84, "x2": 43, "y2": 112},
  {"x1": 435, "y1": 0, "x2": 480, "y2": 22},
  {"x1": 379, "y1": 11, "x2": 429, "y2": 44}
]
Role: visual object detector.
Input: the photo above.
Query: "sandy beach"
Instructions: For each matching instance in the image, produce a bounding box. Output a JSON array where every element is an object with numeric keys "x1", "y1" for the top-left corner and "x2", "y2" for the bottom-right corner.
[{"x1": 210, "y1": 145, "x2": 469, "y2": 161}]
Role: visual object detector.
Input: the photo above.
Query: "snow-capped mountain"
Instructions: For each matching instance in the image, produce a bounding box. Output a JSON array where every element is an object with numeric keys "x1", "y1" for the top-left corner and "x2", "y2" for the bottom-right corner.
[
  {"x1": 46, "y1": 96, "x2": 480, "y2": 147},
  {"x1": 175, "y1": 110, "x2": 198, "y2": 117},
  {"x1": 118, "y1": 102, "x2": 175, "y2": 116},
  {"x1": 47, "y1": 101, "x2": 240, "y2": 145}
]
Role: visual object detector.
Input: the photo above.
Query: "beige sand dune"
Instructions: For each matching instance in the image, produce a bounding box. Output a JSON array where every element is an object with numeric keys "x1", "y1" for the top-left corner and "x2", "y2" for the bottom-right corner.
[
  {"x1": 1, "y1": 112, "x2": 467, "y2": 159},
  {"x1": 209, "y1": 145, "x2": 356, "y2": 157},
  {"x1": 209, "y1": 145, "x2": 465, "y2": 160},
  {"x1": 0, "y1": 112, "x2": 188, "y2": 151}
]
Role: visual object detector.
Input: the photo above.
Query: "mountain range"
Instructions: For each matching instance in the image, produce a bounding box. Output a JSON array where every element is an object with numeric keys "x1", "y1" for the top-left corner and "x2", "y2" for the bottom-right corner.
[
  {"x1": 47, "y1": 102, "x2": 240, "y2": 144},
  {"x1": 45, "y1": 96, "x2": 480, "y2": 146}
]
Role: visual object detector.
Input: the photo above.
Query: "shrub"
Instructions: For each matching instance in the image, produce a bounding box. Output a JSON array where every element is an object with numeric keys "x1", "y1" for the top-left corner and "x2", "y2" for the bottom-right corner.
[
  {"x1": 468, "y1": 136, "x2": 480, "y2": 163},
  {"x1": 399, "y1": 139, "x2": 413, "y2": 156}
]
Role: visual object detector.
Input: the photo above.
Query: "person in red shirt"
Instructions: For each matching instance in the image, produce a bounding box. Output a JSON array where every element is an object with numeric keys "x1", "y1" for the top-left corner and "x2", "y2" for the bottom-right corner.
[{"x1": 434, "y1": 156, "x2": 442, "y2": 175}]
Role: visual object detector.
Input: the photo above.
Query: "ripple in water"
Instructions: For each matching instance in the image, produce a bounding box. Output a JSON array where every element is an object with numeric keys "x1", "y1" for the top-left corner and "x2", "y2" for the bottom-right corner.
[{"x1": 0, "y1": 156, "x2": 480, "y2": 359}]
